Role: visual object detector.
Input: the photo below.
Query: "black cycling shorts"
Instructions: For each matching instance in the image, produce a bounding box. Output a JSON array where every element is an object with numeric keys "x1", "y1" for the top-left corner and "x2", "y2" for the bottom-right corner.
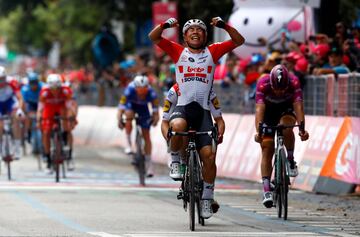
[
  {"x1": 169, "y1": 102, "x2": 213, "y2": 149},
  {"x1": 263, "y1": 102, "x2": 296, "y2": 137}
]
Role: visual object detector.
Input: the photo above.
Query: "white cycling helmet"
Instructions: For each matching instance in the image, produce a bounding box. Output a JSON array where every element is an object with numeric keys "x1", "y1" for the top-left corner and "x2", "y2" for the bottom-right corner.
[
  {"x1": 0, "y1": 66, "x2": 7, "y2": 78},
  {"x1": 46, "y1": 74, "x2": 62, "y2": 88},
  {"x1": 133, "y1": 75, "x2": 149, "y2": 87},
  {"x1": 182, "y1": 19, "x2": 207, "y2": 34}
]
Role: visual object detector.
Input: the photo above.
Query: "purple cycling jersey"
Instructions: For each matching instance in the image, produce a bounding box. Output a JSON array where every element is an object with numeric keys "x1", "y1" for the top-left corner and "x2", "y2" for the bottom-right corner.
[{"x1": 255, "y1": 73, "x2": 303, "y2": 105}]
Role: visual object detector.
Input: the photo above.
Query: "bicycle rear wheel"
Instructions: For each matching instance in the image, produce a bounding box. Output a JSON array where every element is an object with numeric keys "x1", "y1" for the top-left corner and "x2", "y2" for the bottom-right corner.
[
  {"x1": 280, "y1": 149, "x2": 289, "y2": 220},
  {"x1": 188, "y1": 150, "x2": 195, "y2": 231}
]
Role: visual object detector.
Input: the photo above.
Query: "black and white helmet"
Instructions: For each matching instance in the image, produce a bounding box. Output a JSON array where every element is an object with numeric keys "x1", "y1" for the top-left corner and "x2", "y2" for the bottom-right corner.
[
  {"x1": 182, "y1": 19, "x2": 207, "y2": 34},
  {"x1": 133, "y1": 75, "x2": 149, "y2": 88}
]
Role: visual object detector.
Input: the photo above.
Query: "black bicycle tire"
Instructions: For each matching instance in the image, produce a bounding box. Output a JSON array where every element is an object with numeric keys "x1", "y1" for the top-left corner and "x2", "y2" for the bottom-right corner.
[
  {"x1": 4, "y1": 135, "x2": 12, "y2": 180},
  {"x1": 62, "y1": 160, "x2": 66, "y2": 179},
  {"x1": 189, "y1": 150, "x2": 195, "y2": 231},
  {"x1": 280, "y1": 149, "x2": 289, "y2": 220},
  {"x1": 138, "y1": 154, "x2": 146, "y2": 186},
  {"x1": 135, "y1": 126, "x2": 146, "y2": 186},
  {"x1": 275, "y1": 151, "x2": 282, "y2": 218},
  {"x1": 7, "y1": 161, "x2": 11, "y2": 180},
  {"x1": 195, "y1": 152, "x2": 205, "y2": 226},
  {"x1": 54, "y1": 133, "x2": 61, "y2": 183}
]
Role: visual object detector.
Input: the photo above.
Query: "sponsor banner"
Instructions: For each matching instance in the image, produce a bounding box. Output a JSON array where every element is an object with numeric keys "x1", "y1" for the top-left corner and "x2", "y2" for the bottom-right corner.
[
  {"x1": 216, "y1": 114, "x2": 243, "y2": 176},
  {"x1": 152, "y1": 2, "x2": 178, "y2": 56},
  {"x1": 74, "y1": 106, "x2": 359, "y2": 194},
  {"x1": 292, "y1": 116, "x2": 343, "y2": 191},
  {"x1": 319, "y1": 117, "x2": 360, "y2": 184},
  {"x1": 227, "y1": 115, "x2": 261, "y2": 181}
]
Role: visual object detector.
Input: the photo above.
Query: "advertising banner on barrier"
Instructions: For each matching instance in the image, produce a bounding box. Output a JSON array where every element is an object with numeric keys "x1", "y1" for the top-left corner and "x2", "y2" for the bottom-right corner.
[
  {"x1": 74, "y1": 106, "x2": 359, "y2": 194},
  {"x1": 320, "y1": 117, "x2": 360, "y2": 184},
  {"x1": 292, "y1": 116, "x2": 343, "y2": 191}
]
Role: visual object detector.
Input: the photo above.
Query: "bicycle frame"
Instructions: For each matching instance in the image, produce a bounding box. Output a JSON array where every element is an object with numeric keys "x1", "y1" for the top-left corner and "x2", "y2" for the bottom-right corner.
[
  {"x1": 44, "y1": 115, "x2": 68, "y2": 182},
  {"x1": 259, "y1": 123, "x2": 300, "y2": 220},
  {"x1": 170, "y1": 127, "x2": 217, "y2": 231}
]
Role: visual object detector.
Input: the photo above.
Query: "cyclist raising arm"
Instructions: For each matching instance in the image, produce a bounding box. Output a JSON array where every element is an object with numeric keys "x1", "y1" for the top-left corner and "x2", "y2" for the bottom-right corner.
[
  {"x1": 149, "y1": 16, "x2": 244, "y2": 219},
  {"x1": 117, "y1": 75, "x2": 159, "y2": 177},
  {"x1": 254, "y1": 64, "x2": 309, "y2": 208}
]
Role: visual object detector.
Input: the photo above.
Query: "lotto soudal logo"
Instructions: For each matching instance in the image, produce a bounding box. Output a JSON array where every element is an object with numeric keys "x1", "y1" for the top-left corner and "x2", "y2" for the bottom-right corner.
[{"x1": 187, "y1": 67, "x2": 204, "y2": 73}]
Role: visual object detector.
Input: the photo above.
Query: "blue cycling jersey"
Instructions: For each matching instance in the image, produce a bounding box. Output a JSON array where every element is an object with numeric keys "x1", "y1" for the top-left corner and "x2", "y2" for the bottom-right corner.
[
  {"x1": 118, "y1": 82, "x2": 159, "y2": 129},
  {"x1": 21, "y1": 82, "x2": 43, "y2": 112}
]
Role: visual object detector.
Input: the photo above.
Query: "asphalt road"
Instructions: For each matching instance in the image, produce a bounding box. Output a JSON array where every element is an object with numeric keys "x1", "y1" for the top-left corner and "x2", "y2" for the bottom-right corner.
[{"x1": 0, "y1": 146, "x2": 359, "y2": 237}]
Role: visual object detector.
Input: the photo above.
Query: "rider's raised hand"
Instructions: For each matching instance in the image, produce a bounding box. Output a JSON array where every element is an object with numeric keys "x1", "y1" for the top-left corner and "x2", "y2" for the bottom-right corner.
[
  {"x1": 161, "y1": 18, "x2": 179, "y2": 29},
  {"x1": 299, "y1": 130, "x2": 309, "y2": 141},
  {"x1": 210, "y1": 16, "x2": 226, "y2": 29}
]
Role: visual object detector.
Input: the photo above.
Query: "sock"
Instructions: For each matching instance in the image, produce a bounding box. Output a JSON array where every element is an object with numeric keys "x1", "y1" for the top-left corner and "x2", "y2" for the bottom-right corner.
[
  {"x1": 202, "y1": 182, "x2": 214, "y2": 199},
  {"x1": 45, "y1": 153, "x2": 51, "y2": 168},
  {"x1": 126, "y1": 134, "x2": 132, "y2": 147},
  {"x1": 262, "y1": 177, "x2": 271, "y2": 192},
  {"x1": 287, "y1": 150, "x2": 295, "y2": 168},
  {"x1": 170, "y1": 151, "x2": 180, "y2": 163},
  {"x1": 145, "y1": 155, "x2": 151, "y2": 162}
]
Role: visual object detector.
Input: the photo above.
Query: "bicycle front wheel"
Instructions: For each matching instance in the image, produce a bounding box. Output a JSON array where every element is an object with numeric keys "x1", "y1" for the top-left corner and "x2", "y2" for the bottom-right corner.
[
  {"x1": 188, "y1": 150, "x2": 196, "y2": 231},
  {"x1": 7, "y1": 161, "x2": 11, "y2": 180},
  {"x1": 281, "y1": 149, "x2": 289, "y2": 220},
  {"x1": 53, "y1": 134, "x2": 62, "y2": 183},
  {"x1": 275, "y1": 152, "x2": 282, "y2": 218}
]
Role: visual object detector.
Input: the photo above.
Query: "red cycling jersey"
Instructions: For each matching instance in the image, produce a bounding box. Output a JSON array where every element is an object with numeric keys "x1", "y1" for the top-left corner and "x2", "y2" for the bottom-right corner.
[{"x1": 39, "y1": 85, "x2": 72, "y2": 131}]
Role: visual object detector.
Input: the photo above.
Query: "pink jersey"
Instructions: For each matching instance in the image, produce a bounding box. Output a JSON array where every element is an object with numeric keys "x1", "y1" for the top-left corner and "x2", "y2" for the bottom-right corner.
[
  {"x1": 255, "y1": 74, "x2": 303, "y2": 104},
  {"x1": 157, "y1": 38, "x2": 237, "y2": 110}
]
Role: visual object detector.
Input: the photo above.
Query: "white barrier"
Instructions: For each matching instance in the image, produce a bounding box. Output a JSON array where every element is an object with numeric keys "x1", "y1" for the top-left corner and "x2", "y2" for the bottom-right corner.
[{"x1": 74, "y1": 106, "x2": 360, "y2": 194}]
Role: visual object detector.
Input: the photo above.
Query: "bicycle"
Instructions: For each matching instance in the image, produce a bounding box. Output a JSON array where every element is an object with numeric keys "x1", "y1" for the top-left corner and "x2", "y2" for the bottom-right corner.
[
  {"x1": 168, "y1": 126, "x2": 218, "y2": 231},
  {"x1": 43, "y1": 115, "x2": 69, "y2": 182},
  {"x1": 259, "y1": 123, "x2": 301, "y2": 220},
  {"x1": 1, "y1": 115, "x2": 15, "y2": 180}
]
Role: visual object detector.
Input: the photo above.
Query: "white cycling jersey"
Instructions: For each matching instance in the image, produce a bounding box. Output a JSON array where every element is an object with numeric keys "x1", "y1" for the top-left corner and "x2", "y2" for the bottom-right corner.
[{"x1": 157, "y1": 38, "x2": 237, "y2": 110}]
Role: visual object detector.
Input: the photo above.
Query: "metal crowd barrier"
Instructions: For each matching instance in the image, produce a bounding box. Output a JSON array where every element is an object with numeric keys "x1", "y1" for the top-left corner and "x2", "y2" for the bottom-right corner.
[{"x1": 75, "y1": 74, "x2": 360, "y2": 117}]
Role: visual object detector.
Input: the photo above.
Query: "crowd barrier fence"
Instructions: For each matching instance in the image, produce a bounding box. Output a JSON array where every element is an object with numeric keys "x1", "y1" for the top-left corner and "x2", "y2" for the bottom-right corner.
[{"x1": 74, "y1": 106, "x2": 360, "y2": 195}]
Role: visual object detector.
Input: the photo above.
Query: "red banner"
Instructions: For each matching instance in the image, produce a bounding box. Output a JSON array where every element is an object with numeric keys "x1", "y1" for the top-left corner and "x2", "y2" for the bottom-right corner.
[{"x1": 152, "y1": 1, "x2": 178, "y2": 56}]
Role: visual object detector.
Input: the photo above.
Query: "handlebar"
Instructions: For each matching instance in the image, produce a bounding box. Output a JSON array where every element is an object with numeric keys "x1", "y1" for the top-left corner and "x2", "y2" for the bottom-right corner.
[
  {"x1": 258, "y1": 122, "x2": 304, "y2": 137},
  {"x1": 167, "y1": 125, "x2": 218, "y2": 153}
]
